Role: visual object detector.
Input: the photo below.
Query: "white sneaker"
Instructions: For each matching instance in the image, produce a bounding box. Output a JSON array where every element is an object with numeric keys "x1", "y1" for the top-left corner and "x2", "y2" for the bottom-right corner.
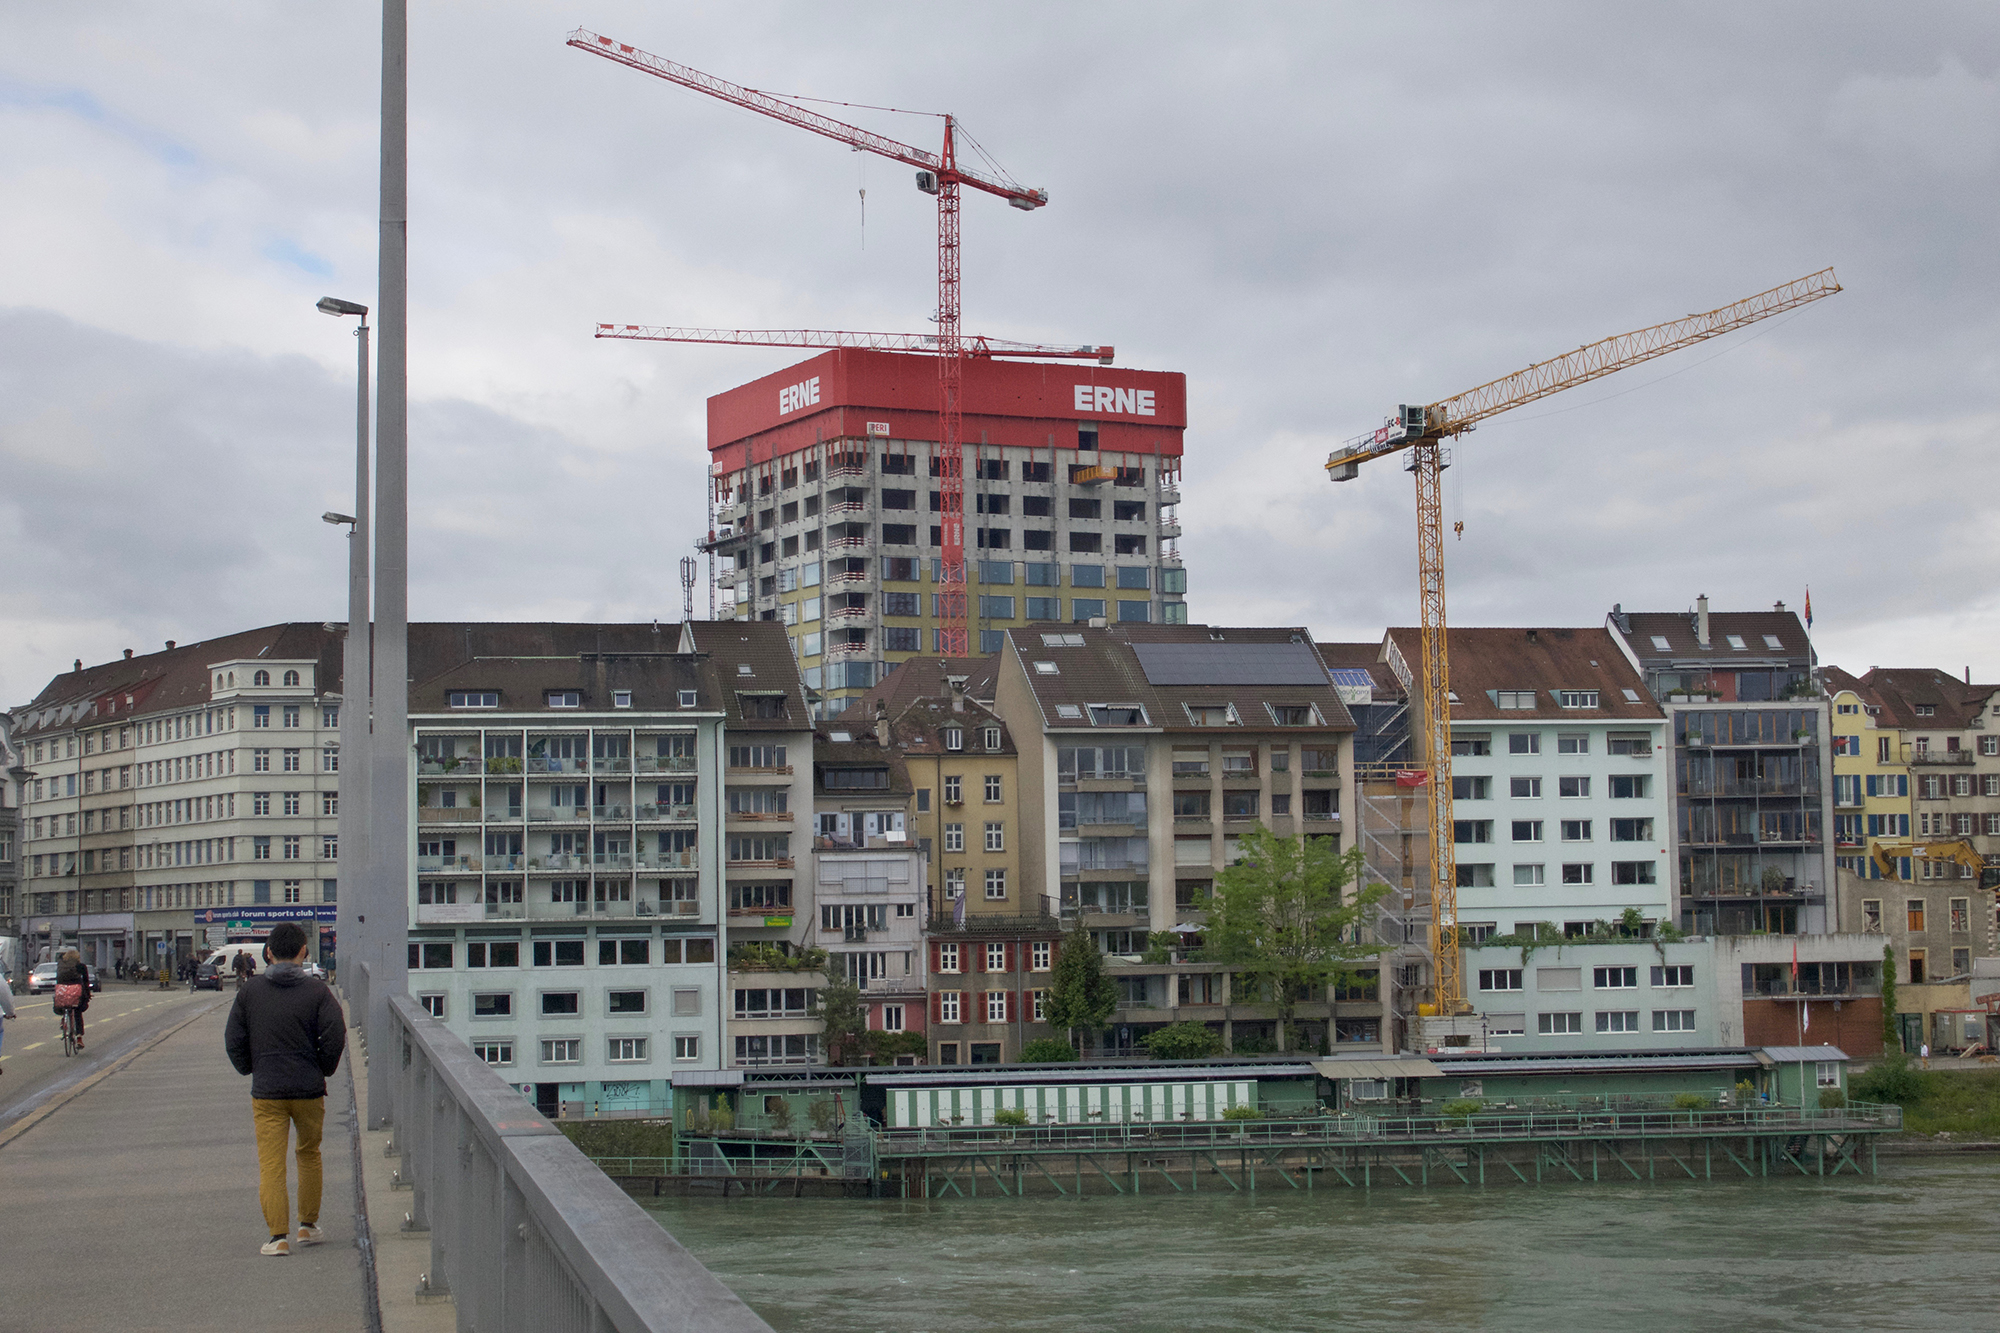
[
  {"x1": 296, "y1": 1224, "x2": 324, "y2": 1247},
  {"x1": 261, "y1": 1237, "x2": 291, "y2": 1257}
]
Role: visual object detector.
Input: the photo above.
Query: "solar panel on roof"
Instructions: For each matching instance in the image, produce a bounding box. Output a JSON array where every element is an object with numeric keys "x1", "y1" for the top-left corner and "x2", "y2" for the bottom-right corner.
[
  {"x1": 1132, "y1": 642, "x2": 1327, "y2": 686},
  {"x1": 1327, "y1": 668, "x2": 1376, "y2": 689}
]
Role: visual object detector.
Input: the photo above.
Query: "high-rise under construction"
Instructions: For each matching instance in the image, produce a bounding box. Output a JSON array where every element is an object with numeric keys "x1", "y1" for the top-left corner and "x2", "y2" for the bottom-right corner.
[{"x1": 705, "y1": 348, "x2": 1188, "y2": 716}]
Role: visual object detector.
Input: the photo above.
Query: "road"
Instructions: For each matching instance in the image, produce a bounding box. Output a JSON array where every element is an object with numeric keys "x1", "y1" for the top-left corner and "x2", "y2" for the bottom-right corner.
[{"x1": 0, "y1": 980, "x2": 227, "y2": 1127}]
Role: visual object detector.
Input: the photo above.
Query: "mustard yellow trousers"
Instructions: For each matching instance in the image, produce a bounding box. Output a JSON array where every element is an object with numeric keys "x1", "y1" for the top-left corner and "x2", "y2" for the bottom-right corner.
[{"x1": 253, "y1": 1097, "x2": 326, "y2": 1236}]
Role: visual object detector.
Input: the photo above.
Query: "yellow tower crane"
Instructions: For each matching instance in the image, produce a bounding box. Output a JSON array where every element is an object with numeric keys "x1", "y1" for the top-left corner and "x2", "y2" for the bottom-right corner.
[{"x1": 1327, "y1": 268, "x2": 1842, "y2": 1019}]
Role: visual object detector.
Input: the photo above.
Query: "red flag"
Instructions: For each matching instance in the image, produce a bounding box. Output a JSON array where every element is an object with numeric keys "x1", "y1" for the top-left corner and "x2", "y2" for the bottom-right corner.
[
  {"x1": 1791, "y1": 942, "x2": 1798, "y2": 984},
  {"x1": 1804, "y1": 587, "x2": 1813, "y2": 629}
]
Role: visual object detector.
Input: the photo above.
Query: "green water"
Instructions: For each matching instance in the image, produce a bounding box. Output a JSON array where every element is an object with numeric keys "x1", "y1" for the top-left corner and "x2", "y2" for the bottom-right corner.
[{"x1": 646, "y1": 1157, "x2": 2000, "y2": 1332}]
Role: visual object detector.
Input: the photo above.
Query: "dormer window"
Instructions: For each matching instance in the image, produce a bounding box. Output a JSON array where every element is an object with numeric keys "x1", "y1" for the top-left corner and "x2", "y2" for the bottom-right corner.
[
  {"x1": 1558, "y1": 690, "x2": 1599, "y2": 709},
  {"x1": 612, "y1": 691, "x2": 633, "y2": 709},
  {"x1": 944, "y1": 728, "x2": 964, "y2": 751},
  {"x1": 1087, "y1": 703, "x2": 1147, "y2": 726},
  {"x1": 1266, "y1": 703, "x2": 1319, "y2": 726},
  {"x1": 678, "y1": 690, "x2": 698, "y2": 708},
  {"x1": 1916, "y1": 705, "x2": 1936, "y2": 717},
  {"x1": 546, "y1": 691, "x2": 582, "y2": 709},
  {"x1": 447, "y1": 691, "x2": 498, "y2": 709},
  {"x1": 1184, "y1": 704, "x2": 1237, "y2": 726},
  {"x1": 1496, "y1": 691, "x2": 1536, "y2": 710},
  {"x1": 983, "y1": 726, "x2": 1002, "y2": 750}
]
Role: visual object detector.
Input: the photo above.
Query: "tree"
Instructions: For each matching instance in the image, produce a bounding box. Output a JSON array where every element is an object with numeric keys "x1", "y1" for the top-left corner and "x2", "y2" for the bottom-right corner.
[
  {"x1": 1045, "y1": 929, "x2": 1118, "y2": 1053},
  {"x1": 1880, "y1": 943, "x2": 1899, "y2": 1052},
  {"x1": 1202, "y1": 825, "x2": 1388, "y2": 1052},
  {"x1": 817, "y1": 976, "x2": 869, "y2": 1065},
  {"x1": 1141, "y1": 1022, "x2": 1224, "y2": 1060},
  {"x1": 1018, "y1": 1037, "x2": 1078, "y2": 1063}
]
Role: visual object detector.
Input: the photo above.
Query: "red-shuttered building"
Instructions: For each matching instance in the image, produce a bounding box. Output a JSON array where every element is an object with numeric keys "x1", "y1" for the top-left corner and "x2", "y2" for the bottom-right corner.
[
  {"x1": 703, "y1": 349, "x2": 1190, "y2": 721},
  {"x1": 926, "y1": 933, "x2": 1061, "y2": 1066}
]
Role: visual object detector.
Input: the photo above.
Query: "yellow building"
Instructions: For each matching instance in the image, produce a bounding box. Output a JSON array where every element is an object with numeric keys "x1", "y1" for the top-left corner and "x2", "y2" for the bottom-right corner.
[{"x1": 1823, "y1": 669, "x2": 1910, "y2": 886}]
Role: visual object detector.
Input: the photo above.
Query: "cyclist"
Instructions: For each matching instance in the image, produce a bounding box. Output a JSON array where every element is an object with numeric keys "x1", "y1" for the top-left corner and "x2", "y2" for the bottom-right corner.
[
  {"x1": 0, "y1": 966, "x2": 16, "y2": 1072},
  {"x1": 53, "y1": 949, "x2": 92, "y2": 1052}
]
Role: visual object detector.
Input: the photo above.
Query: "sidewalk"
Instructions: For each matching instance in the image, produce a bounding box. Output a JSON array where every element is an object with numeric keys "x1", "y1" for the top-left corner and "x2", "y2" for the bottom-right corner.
[{"x1": 0, "y1": 999, "x2": 370, "y2": 1331}]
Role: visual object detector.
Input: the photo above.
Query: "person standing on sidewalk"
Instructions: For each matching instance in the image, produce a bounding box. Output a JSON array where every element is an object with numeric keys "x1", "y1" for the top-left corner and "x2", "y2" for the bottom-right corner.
[{"x1": 223, "y1": 921, "x2": 346, "y2": 1257}]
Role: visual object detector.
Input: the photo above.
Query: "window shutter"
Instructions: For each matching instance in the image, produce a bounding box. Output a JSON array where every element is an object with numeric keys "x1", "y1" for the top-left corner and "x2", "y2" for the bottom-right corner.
[
  {"x1": 970, "y1": 946, "x2": 984, "y2": 975},
  {"x1": 931, "y1": 941, "x2": 940, "y2": 972},
  {"x1": 1004, "y1": 942, "x2": 1015, "y2": 973},
  {"x1": 1007, "y1": 990, "x2": 1018, "y2": 1022},
  {"x1": 931, "y1": 991, "x2": 944, "y2": 1024}
]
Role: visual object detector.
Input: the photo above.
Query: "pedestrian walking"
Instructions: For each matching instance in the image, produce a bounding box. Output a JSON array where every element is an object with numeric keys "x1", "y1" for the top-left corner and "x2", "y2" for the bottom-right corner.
[
  {"x1": 0, "y1": 967, "x2": 17, "y2": 1074},
  {"x1": 224, "y1": 921, "x2": 346, "y2": 1257}
]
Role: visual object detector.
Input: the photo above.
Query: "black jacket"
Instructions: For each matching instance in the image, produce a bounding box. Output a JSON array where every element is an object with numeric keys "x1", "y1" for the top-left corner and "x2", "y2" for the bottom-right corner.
[
  {"x1": 54, "y1": 959, "x2": 90, "y2": 1011},
  {"x1": 224, "y1": 964, "x2": 347, "y2": 1100}
]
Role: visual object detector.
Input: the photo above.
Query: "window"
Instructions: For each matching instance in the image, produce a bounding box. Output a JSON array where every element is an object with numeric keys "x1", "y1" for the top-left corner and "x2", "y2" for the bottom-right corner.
[
  {"x1": 282, "y1": 705, "x2": 301, "y2": 728},
  {"x1": 1558, "y1": 776, "x2": 1590, "y2": 798},
  {"x1": 1593, "y1": 966, "x2": 1638, "y2": 989},
  {"x1": 1646, "y1": 1010, "x2": 1695, "y2": 1033},
  {"x1": 1511, "y1": 821, "x2": 1543, "y2": 842},
  {"x1": 606, "y1": 1037, "x2": 649, "y2": 1063},
  {"x1": 253, "y1": 705, "x2": 270, "y2": 729},
  {"x1": 449, "y1": 691, "x2": 499, "y2": 709},
  {"x1": 984, "y1": 867, "x2": 1007, "y2": 900},
  {"x1": 937, "y1": 942, "x2": 960, "y2": 973},
  {"x1": 532, "y1": 939, "x2": 586, "y2": 967},
  {"x1": 943, "y1": 775, "x2": 962, "y2": 804},
  {"x1": 1454, "y1": 821, "x2": 1493, "y2": 844},
  {"x1": 1031, "y1": 941, "x2": 1052, "y2": 971},
  {"x1": 1513, "y1": 864, "x2": 1544, "y2": 886},
  {"x1": 1608, "y1": 775, "x2": 1649, "y2": 799},
  {"x1": 1510, "y1": 777, "x2": 1542, "y2": 799},
  {"x1": 1909, "y1": 950, "x2": 1927, "y2": 984},
  {"x1": 938, "y1": 991, "x2": 962, "y2": 1024},
  {"x1": 1452, "y1": 776, "x2": 1490, "y2": 800},
  {"x1": 472, "y1": 992, "x2": 513, "y2": 1017},
  {"x1": 1558, "y1": 691, "x2": 1599, "y2": 709},
  {"x1": 1561, "y1": 863, "x2": 1593, "y2": 884},
  {"x1": 253, "y1": 792, "x2": 271, "y2": 816},
  {"x1": 1478, "y1": 969, "x2": 1523, "y2": 991},
  {"x1": 467, "y1": 941, "x2": 520, "y2": 968},
  {"x1": 1861, "y1": 899, "x2": 1882, "y2": 934},
  {"x1": 283, "y1": 750, "x2": 301, "y2": 772},
  {"x1": 546, "y1": 691, "x2": 582, "y2": 709},
  {"x1": 983, "y1": 775, "x2": 1003, "y2": 803},
  {"x1": 1595, "y1": 1011, "x2": 1640, "y2": 1033},
  {"x1": 944, "y1": 823, "x2": 964, "y2": 852},
  {"x1": 1609, "y1": 818, "x2": 1653, "y2": 842},
  {"x1": 983, "y1": 726, "x2": 1002, "y2": 751},
  {"x1": 1538, "y1": 1013, "x2": 1583, "y2": 1035},
  {"x1": 1509, "y1": 733, "x2": 1540, "y2": 755},
  {"x1": 1950, "y1": 898, "x2": 1970, "y2": 933},
  {"x1": 1560, "y1": 820, "x2": 1592, "y2": 841},
  {"x1": 674, "y1": 1035, "x2": 700, "y2": 1061},
  {"x1": 1907, "y1": 899, "x2": 1925, "y2": 932},
  {"x1": 1650, "y1": 965, "x2": 1694, "y2": 988},
  {"x1": 1455, "y1": 864, "x2": 1494, "y2": 887},
  {"x1": 253, "y1": 750, "x2": 271, "y2": 772},
  {"x1": 540, "y1": 991, "x2": 582, "y2": 1017},
  {"x1": 1558, "y1": 734, "x2": 1589, "y2": 755},
  {"x1": 540, "y1": 1039, "x2": 581, "y2": 1065},
  {"x1": 1497, "y1": 691, "x2": 1537, "y2": 710},
  {"x1": 472, "y1": 1042, "x2": 514, "y2": 1066},
  {"x1": 1610, "y1": 861, "x2": 1657, "y2": 885},
  {"x1": 419, "y1": 994, "x2": 447, "y2": 1018}
]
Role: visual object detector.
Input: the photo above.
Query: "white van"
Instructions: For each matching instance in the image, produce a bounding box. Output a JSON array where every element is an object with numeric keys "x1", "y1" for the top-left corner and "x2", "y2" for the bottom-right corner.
[{"x1": 202, "y1": 942, "x2": 268, "y2": 976}]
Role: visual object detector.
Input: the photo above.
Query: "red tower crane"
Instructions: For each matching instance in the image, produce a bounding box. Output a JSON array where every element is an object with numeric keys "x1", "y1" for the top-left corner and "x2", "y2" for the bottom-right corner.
[{"x1": 569, "y1": 28, "x2": 1052, "y2": 655}]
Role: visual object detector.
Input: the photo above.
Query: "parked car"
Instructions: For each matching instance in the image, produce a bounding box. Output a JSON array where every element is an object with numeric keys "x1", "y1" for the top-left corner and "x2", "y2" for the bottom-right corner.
[
  {"x1": 26, "y1": 962, "x2": 59, "y2": 995},
  {"x1": 193, "y1": 962, "x2": 225, "y2": 991}
]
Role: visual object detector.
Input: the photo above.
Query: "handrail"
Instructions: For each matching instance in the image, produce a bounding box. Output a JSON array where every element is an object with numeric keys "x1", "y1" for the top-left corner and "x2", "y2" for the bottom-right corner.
[{"x1": 387, "y1": 994, "x2": 771, "y2": 1332}]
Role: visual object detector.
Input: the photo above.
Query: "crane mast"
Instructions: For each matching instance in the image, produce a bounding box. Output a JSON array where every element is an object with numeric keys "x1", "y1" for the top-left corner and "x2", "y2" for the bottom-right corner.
[
  {"x1": 1329, "y1": 268, "x2": 1841, "y2": 1023},
  {"x1": 569, "y1": 29, "x2": 1050, "y2": 657}
]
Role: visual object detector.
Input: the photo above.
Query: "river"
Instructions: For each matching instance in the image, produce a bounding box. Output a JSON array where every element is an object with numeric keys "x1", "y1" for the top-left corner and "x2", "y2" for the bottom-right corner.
[{"x1": 645, "y1": 1155, "x2": 2000, "y2": 1332}]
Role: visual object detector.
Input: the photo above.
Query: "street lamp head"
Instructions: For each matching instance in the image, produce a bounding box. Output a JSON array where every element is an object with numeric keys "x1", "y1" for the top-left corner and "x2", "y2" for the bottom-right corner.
[
  {"x1": 316, "y1": 297, "x2": 369, "y2": 318},
  {"x1": 322, "y1": 511, "x2": 356, "y2": 526}
]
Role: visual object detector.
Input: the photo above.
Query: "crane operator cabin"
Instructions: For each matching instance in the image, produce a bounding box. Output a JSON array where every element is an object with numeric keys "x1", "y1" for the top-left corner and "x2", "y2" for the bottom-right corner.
[{"x1": 706, "y1": 349, "x2": 1189, "y2": 718}]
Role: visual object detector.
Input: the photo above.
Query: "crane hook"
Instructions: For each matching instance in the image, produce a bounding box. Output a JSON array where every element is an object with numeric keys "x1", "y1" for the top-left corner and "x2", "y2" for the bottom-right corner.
[{"x1": 1453, "y1": 520, "x2": 1464, "y2": 541}]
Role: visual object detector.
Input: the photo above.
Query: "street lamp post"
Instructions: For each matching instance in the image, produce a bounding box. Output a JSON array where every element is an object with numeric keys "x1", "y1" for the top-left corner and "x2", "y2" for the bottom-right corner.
[{"x1": 317, "y1": 296, "x2": 370, "y2": 1010}]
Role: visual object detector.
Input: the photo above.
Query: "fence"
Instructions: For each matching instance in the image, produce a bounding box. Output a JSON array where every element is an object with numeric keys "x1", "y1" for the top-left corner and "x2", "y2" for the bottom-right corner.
[{"x1": 387, "y1": 993, "x2": 771, "y2": 1332}]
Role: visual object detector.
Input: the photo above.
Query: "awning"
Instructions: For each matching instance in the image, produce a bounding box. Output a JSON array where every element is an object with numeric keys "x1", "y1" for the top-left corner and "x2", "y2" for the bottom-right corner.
[
  {"x1": 1311, "y1": 1058, "x2": 1444, "y2": 1080},
  {"x1": 670, "y1": 1069, "x2": 746, "y2": 1088}
]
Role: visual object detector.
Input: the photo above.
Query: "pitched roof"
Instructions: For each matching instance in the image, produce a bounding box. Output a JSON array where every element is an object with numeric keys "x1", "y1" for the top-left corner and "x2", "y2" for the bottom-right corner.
[
  {"x1": 1384, "y1": 625, "x2": 1661, "y2": 724},
  {"x1": 1611, "y1": 607, "x2": 1811, "y2": 665},
  {"x1": 1003, "y1": 624, "x2": 1355, "y2": 734},
  {"x1": 1840, "y1": 666, "x2": 1993, "y2": 731},
  {"x1": 852, "y1": 656, "x2": 999, "y2": 717}
]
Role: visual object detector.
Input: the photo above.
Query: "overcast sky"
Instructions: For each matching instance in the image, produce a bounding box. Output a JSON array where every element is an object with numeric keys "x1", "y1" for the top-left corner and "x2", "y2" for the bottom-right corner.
[{"x1": 2, "y1": 2, "x2": 1995, "y2": 705}]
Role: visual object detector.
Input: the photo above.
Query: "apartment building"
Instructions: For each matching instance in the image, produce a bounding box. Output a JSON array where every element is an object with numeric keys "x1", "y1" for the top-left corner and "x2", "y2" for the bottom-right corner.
[
  {"x1": 402, "y1": 627, "x2": 737, "y2": 1116},
  {"x1": 0, "y1": 713, "x2": 25, "y2": 967},
  {"x1": 994, "y1": 623, "x2": 1382, "y2": 1054},
  {"x1": 13, "y1": 626, "x2": 344, "y2": 971},
  {"x1": 1383, "y1": 626, "x2": 1674, "y2": 939},
  {"x1": 703, "y1": 349, "x2": 1189, "y2": 717},
  {"x1": 1822, "y1": 667, "x2": 1914, "y2": 885},
  {"x1": 1607, "y1": 599, "x2": 1834, "y2": 935},
  {"x1": 810, "y1": 728, "x2": 928, "y2": 1045}
]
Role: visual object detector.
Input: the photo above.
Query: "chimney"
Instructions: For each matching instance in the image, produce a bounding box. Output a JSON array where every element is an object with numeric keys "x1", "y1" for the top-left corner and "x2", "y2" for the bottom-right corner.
[
  {"x1": 873, "y1": 699, "x2": 890, "y2": 748},
  {"x1": 165, "y1": 640, "x2": 176, "y2": 651},
  {"x1": 1967, "y1": 666, "x2": 1973, "y2": 685},
  {"x1": 1526, "y1": 629, "x2": 1539, "y2": 644},
  {"x1": 123, "y1": 648, "x2": 134, "y2": 660},
  {"x1": 1695, "y1": 596, "x2": 1709, "y2": 649},
  {"x1": 74, "y1": 659, "x2": 82, "y2": 673},
  {"x1": 1773, "y1": 600, "x2": 1786, "y2": 613},
  {"x1": 947, "y1": 675, "x2": 968, "y2": 714}
]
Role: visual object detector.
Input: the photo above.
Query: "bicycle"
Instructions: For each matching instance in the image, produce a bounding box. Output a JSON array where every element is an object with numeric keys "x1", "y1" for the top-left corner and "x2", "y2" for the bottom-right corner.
[{"x1": 59, "y1": 1007, "x2": 79, "y2": 1058}]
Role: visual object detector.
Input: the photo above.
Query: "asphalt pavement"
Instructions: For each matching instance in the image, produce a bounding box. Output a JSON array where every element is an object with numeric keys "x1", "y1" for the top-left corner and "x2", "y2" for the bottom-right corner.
[{"x1": 0, "y1": 989, "x2": 369, "y2": 1331}]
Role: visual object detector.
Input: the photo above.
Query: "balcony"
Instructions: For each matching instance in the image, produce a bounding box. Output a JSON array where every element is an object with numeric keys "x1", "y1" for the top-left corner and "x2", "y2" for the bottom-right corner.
[
  {"x1": 825, "y1": 640, "x2": 871, "y2": 656},
  {"x1": 527, "y1": 757, "x2": 590, "y2": 775},
  {"x1": 726, "y1": 764, "x2": 794, "y2": 778},
  {"x1": 727, "y1": 809, "x2": 795, "y2": 823},
  {"x1": 925, "y1": 890, "x2": 1063, "y2": 935},
  {"x1": 416, "y1": 856, "x2": 479, "y2": 875},
  {"x1": 635, "y1": 754, "x2": 697, "y2": 774},
  {"x1": 825, "y1": 465, "x2": 868, "y2": 481},
  {"x1": 826, "y1": 569, "x2": 870, "y2": 587},
  {"x1": 417, "y1": 807, "x2": 482, "y2": 824},
  {"x1": 485, "y1": 855, "x2": 525, "y2": 872},
  {"x1": 641, "y1": 850, "x2": 698, "y2": 871},
  {"x1": 594, "y1": 758, "x2": 633, "y2": 775},
  {"x1": 728, "y1": 856, "x2": 796, "y2": 870},
  {"x1": 528, "y1": 854, "x2": 587, "y2": 873},
  {"x1": 591, "y1": 853, "x2": 636, "y2": 870},
  {"x1": 1158, "y1": 486, "x2": 1181, "y2": 506},
  {"x1": 417, "y1": 759, "x2": 479, "y2": 777},
  {"x1": 1159, "y1": 521, "x2": 1182, "y2": 540},
  {"x1": 592, "y1": 804, "x2": 632, "y2": 820},
  {"x1": 825, "y1": 500, "x2": 868, "y2": 517},
  {"x1": 1905, "y1": 746, "x2": 1975, "y2": 766},
  {"x1": 827, "y1": 605, "x2": 872, "y2": 622},
  {"x1": 825, "y1": 535, "x2": 872, "y2": 552},
  {"x1": 527, "y1": 806, "x2": 590, "y2": 823},
  {"x1": 636, "y1": 802, "x2": 699, "y2": 822}
]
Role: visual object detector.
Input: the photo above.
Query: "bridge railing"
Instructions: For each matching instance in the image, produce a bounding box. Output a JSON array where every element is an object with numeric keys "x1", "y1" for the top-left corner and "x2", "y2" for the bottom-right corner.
[{"x1": 388, "y1": 993, "x2": 771, "y2": 1332}]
